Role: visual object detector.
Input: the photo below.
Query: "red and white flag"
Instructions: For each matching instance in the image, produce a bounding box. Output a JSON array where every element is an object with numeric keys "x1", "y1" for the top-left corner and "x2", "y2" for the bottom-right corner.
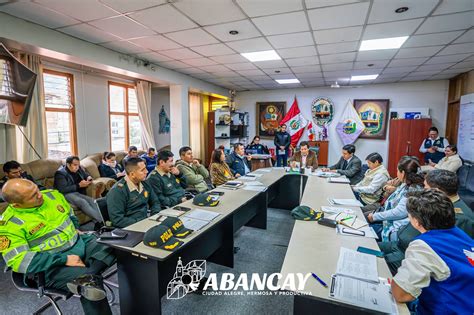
[
  {"x1": 281, "y1": 96, "x2": 308, "y2": 147},
  {"x1": 307, "y1": 121, "x2": 316, "y2": 141}
]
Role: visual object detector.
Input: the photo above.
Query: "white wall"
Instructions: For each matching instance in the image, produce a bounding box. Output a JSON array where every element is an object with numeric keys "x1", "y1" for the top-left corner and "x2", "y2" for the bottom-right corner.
[
  {"x1": 236, "y1": 81, "x2": 449, "y2": 166},
  {"x1": 151, "y1": 87, "x2": 171, "y2": 149}
]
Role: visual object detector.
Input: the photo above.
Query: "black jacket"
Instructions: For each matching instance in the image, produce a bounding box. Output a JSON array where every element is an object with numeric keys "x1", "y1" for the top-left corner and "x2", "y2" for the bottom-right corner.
[
  {"x1": 329, "y1": 155, "x2": 364, "y2": 185},
  {"x1": 226, "y1": 152, "x2": 251, "y2": 176},
  {"x1": 274, "y1": 131, "x2": 291, "y2": 149},
  {"x1": 99, "y1": 163, "x2": 124, "y2": 180},
  {"x1": 54, "y1": 165, "x2": 91, "y2": 194}
]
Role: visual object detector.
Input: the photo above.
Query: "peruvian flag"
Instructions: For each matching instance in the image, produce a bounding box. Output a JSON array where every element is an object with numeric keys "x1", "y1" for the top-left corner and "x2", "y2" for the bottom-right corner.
[{"x1": 281, "y1": 96, "x2": 308, "y2": 147}]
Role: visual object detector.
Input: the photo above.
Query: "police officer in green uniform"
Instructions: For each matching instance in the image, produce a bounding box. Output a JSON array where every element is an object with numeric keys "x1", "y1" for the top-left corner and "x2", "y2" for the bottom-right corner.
[
  {"x1": 146, "y1": 150, "x2": 188, "y2": 208},
  {"x1": 107, "y1": 157, "x2": 161, "y2": 228},
  {"x1": 0, "y1": 179, "x2": 115, "y2": 315}
]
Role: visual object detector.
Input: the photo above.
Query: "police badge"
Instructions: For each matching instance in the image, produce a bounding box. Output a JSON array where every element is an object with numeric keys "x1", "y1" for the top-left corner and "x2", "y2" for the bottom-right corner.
[{"x1": 0, "y1": 236, "x2": 10, "y2": 250}]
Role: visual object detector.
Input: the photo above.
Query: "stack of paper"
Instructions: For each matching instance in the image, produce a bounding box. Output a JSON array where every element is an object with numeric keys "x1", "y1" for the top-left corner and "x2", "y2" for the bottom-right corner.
[
  {"x1": 336, "y1": 247, "x2": 378, "y2": 283},
  {"x1": 157, "y1": 209, "x2": 186, "y2": 217},
  {"x1": 180, "y1": 209, "x2": 221, "y2": 231},
  {"x1": 221, "y1": 181, "x2": 244, "y2": 190},
  {"x1": 321, "y1": 206, "x2": 355, "y2": 215},
  {"x1": 328, "y1": 198, "x2": 363, "y2": 207},
  {"x1": 254, "y1": 168, "x2": 272, "y2": 173},
  {"x1": 328, "y1": 177, "x2": 350, "y2": 184}
]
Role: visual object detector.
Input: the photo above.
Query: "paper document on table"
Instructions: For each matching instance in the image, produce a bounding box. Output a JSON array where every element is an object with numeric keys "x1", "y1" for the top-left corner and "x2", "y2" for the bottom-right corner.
[
  {"x1": 158, "y1": 209, "x2": 185, "y2": 217},
  {"x1": 328, "y1": 198, "x2": 363, "y2": 207},
  {"x1": 254, "y1": 168, "x2": 272, "y2": 173},
  {"x1": 329, "y1": 275, "x2": 397, "y2": 314},
  {"x1": 336, "y1": 225, "x2": 378, "y2": 239},
  {"x1": 239, "y1": 176, "x2": 257, "y2": 181},
  {"x1": 181, "y1": 216, "x2": 209, "y2": 231},
  {"x1": 183, "y1": 209, "x2": 220, "y2": 222},
  {"x1": 243, "y1": 186, "x2": 267, "y2": 192},
  {"x1": 245, "y1": 181, "x2": 264, "y2": 186},
  {"x1": 321, "y1": 206, "x2": 355, "y2": 215},
  {"x1": 315, "y1": 171, "x2": 341, "y2": 177},
  {"x1": 336, "y1": 247, "x2": 379, "y2": 283},
  {"x1": 328, "y1": 176, "x2": 350, "y2": 184},
  {"x1": 272, "y1": 167, "x2": 285, "y2": 170}
]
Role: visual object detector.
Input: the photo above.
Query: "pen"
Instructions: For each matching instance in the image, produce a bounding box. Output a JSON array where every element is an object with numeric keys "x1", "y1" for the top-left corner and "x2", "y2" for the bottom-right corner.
[
  {"x1": 311, "y1": 272, "x2": 328, "y2": 288},
  {"x1": 340, "y1": 216, "x2": 353, "y2": 222}
]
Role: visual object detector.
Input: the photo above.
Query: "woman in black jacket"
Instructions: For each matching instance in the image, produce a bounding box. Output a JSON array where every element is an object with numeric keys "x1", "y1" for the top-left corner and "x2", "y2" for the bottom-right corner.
[
  {"x1": 99, "y1": 152, "x2": 125, "y2": 180},
  {"x1": 274, "y1": 124, "x2": 291, "y2": 167}
]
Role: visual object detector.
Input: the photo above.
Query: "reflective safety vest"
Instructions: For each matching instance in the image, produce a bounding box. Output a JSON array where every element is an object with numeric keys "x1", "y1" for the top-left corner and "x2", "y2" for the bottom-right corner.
[{"x1": 0, "y1": 190, "x2": 78, "y2": 273}]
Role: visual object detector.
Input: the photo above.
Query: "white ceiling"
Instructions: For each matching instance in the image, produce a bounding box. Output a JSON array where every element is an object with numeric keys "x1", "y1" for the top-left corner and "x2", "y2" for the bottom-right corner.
[{"x1": 0, "y1": 0, "x2": 473, "y2": 91}]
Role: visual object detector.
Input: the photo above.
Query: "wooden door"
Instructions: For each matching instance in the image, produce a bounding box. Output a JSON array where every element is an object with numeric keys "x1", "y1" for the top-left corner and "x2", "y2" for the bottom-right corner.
[
  {"x1": 445, "y1": 101, "x2": 460, "y2": 144},
  {"x1": 388, "y1": 120, "x2": 411, "y2": 177},
  {"x1": 408, "y1": 119, "x2": 433, "y2": 164}
]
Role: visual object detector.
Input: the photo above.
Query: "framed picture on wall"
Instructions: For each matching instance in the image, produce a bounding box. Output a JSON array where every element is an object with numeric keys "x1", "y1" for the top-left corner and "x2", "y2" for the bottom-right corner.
[
  {"x1": 354, "y1": 99, "x2": 390, "y2": 140},
  {"x1": 256, "y1": 102, "x2": 286, "y2": 139}
]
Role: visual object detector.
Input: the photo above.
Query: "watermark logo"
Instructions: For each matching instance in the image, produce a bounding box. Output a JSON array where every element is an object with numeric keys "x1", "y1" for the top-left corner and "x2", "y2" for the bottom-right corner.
[
  {"x1": 167, "y1": 258, "x2": 313, "y2": 299},
  {"x1": 167, "y1": 257, "x2": 206, "y2": 299}
]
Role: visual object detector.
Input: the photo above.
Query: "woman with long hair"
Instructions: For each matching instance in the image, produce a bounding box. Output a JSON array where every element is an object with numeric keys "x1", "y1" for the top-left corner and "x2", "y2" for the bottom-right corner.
[
  {"x1": 98, "y1": 151, "x2": 125, "y2": 180},
  {"x1": 246, "y1": 135, "x2": 269, "y2": 154},
  {"x1": 209, "y1": 149, "x2": 235, "y2": 186},
  {"x1": 367, "y1": 157, "x2": 424, "y2": 242}
]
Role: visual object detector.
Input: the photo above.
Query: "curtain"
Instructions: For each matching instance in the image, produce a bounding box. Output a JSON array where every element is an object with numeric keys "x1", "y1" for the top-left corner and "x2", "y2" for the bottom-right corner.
[
  {"x1": 17, "y1": 53, "x2": 47, "y2": 162},
  {"x1": 0, "y1": 52, "x2": 46, "y2": 163},
  {"x1": 189, "y1": 93, "x2": 204, "y2": 160},
  {"x1": 136, "y1": 80, "x2": 156, "y2": 150}
]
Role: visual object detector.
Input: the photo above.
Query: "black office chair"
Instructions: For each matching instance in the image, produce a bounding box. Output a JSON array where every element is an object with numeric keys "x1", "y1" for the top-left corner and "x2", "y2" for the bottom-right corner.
[{"x1": 11, "y1": 271, "x2": 72, "y2": 315}]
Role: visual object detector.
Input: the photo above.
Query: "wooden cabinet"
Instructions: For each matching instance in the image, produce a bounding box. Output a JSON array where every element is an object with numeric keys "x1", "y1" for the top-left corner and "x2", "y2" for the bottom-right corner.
[
  {"x1": 388, "y1": 119, "x2": 432, "y2": 177},
  {"x1": 308, "y1": 141, "x2": 329, "y2": 166}
]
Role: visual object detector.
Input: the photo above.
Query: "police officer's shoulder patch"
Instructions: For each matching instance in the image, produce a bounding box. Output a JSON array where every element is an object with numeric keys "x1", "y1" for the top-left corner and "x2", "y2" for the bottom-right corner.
[
  {"x1": 454, "y1": 207, "x2": 464, "y2": 214},
  {"x1": 0, "y1": 236, "x2": 10, "y2": 251},
  {"x1": 29, "y1": 223, "x2": 45, "y2": 235},
  {"x1": 57, "y1": 205, "x2": 65, "y2": 213}
]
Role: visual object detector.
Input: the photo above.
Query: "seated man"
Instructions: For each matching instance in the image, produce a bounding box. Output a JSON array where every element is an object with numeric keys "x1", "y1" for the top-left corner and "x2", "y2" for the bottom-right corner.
[
  {"x1": 425, "y1": 169, "x2": 473, "y2": 237},
  {"x1": 0, "y1": 179, "x2": 116, "y2": 315},
  {"x1": 289, "y1": 141, "x2": 318, "y2": 171},
  {"x1": 226, "y1": 143, "x2": 252, "y2": 177},
  {"x1": 146, "y1": 150, "x2": 188, "y2": 208},
  {"x1": 352, "y1": 153, "x2": 389, "y2": 205},
  {"x1": 391, "y1": 190, "x2": 474, "y2": 314},
  {"x1": 141, "y1": 147, "x2": 158, "y2": 173},
  {"x1": 54, "y1": 156, "x2": 102, "y2": 222},
  {"x1": 176, "y1": 146, "x2": 210, "y2": 193},
  {"x1": 322, "y1": 144, "x2": 363, "y2": 184},
  {"x1": 121, "y1": 145, "x2": 138, "y2": 168},
  {"x1": 107, "y1": 157, "x2": 161, "y2": 228},
  {"x1": 0, "y1": 160, "x2": 45, "y2": 190}
]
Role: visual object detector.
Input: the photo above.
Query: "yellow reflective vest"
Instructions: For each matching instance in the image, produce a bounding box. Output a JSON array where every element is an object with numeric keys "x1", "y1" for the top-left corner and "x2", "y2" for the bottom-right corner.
[{"x1": 0, "y1": 190, "x2": 80, "y2": 274}]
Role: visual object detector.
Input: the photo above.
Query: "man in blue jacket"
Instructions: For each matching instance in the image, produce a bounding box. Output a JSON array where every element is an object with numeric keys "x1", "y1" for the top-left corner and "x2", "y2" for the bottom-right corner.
[
  {"x1": 391, "y1": 190, "x2": 474, "y2": 314},
  {"x1": 54, "y1": 156, "x2": 101, "y2": 222},
  {"x1": 226, "y1": 143, "x2": 252, "y2": 177}
]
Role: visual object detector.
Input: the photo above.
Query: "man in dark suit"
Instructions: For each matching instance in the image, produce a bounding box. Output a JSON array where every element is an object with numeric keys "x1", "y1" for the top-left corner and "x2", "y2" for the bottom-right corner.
[
  {"x1": 290, "y1": 141, "x2": 319, "y2": 171},
  {"x1": 322, "y1": 144, "x2": 363, "y2": 184},
  {"x1": 54, "y1": 156, "x2": 101, "y2": 222}
]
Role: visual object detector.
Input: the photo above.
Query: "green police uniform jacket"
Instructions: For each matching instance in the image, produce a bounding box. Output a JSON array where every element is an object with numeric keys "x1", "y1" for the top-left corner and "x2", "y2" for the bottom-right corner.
[
  {"x1": 106, "y1": 177, "x2": 161, "y2": 228},
  {"x1": 146, "y1": 168, "x2": 187, "y2": 208},
  {"x1": 0, "y1": 190, "x2": 85, "y2": 274}
]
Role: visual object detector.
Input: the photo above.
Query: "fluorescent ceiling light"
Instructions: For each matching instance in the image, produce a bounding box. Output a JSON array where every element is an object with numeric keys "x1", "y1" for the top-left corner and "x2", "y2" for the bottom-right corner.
[
  {"x1": 276, "y1": 79, "x2": 300, "y2": 84},
  {"x1": 351, "y1": 74, "x2": 378, "y2": 81},
  {"x1": 359, "y1": 36, "x2": 409, "y2": 51},
  {"x1": 241, "y1": 50, "x2": 281, "y2": 62}
]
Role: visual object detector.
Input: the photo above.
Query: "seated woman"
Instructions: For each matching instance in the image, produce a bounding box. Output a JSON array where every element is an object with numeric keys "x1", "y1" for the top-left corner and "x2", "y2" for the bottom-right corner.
[
  {"x1": 367, "y1": 158, "x2": 424, "y2": 242},
  {"x1": 428, "y1": 144, "x2": 462, "y2": 173},
  {"x1": 352, "y1": 153, "x2": 390, "y2": 205},
  {"x1": 209, "y1": 149, "x2": 235, "y2": 186},
  {"x1": 245, "y1": 136, "x2": 269, "y2": 154},
  {"x1": 99, "y1": 151, "x2": 126, "y2": 180}
]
